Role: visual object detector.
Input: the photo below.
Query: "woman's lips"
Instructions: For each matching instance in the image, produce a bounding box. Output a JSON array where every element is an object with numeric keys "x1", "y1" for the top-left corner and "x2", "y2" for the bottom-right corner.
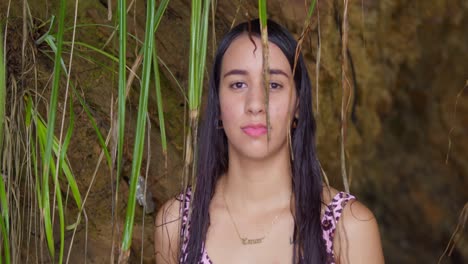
[{"x1": 241, "y1": 125, "x2": 268, "y2": 137}]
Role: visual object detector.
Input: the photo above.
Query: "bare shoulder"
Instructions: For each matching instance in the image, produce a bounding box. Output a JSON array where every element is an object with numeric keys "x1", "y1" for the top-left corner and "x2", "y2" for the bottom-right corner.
[
  {"x1": 154, "y1": 197, "x2": 183, "y2": 264},
  {"x1": 334, "y1": 198, "x2": 385, "y2": 263},
  {"x1": 155, "y1": 197, "x2": 183, "y2": 227}
]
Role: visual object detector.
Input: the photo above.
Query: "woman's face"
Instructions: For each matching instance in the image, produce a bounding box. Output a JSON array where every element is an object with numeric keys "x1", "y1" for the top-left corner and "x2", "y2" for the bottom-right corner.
[{"x1": 219, "y1": 33, "x2": 297, "y2": 161}]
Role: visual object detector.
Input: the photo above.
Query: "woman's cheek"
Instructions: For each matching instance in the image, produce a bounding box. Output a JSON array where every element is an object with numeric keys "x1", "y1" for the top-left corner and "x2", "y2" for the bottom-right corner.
[
  {"x1": 220, "y1": 102, "x2": 235, "y2": 121},
  {"x1": 271, "y1": 106, "x2": 293, "y2": 134}
]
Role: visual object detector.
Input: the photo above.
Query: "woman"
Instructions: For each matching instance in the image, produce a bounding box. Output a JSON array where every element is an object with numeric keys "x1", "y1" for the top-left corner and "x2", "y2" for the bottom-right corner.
[{"x1": 155, "y1": 19, "x2": 384, "y2": 263}]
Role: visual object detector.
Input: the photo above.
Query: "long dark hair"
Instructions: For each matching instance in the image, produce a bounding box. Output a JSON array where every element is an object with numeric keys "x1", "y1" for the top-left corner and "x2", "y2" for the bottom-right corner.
[{"x1": 183, "y1": 19, "x2": 325, "y2": 263}]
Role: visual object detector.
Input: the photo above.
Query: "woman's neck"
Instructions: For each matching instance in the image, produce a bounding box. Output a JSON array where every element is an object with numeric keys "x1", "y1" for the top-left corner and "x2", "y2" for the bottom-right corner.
[{"x1": 222, "y1": 150, "x2": 293, "y2": 212}]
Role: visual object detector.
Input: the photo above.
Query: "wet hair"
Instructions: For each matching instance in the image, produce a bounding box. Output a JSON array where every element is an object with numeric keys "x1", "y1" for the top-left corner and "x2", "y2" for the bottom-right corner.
[{"x1": 183, "y1": 19, "x2": 326, "y2": 263}]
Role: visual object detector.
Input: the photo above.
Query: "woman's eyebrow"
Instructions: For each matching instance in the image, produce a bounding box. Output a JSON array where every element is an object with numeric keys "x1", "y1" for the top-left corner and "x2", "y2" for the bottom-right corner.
[
  {"x1": 270, "y1": 69, "x2": 290, "y2": 78},
  {"x1": 223, "y1": 69, "x2": 289, "y2": 78},
  {"x1": 223, "y1": 69, "x2": 248, "y2": 78}
]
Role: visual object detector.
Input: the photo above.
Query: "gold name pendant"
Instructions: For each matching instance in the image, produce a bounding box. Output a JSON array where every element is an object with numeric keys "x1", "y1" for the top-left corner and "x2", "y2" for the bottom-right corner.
[{"x1": 241, "y1": 237, "x2": 265, "y2": 245}]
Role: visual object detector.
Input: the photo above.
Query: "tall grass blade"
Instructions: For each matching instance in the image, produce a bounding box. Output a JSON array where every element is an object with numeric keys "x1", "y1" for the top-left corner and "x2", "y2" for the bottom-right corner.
[
  {"x1": 151, "y1": 0, "x2": 171, "y2": 169},
  {"x1": 152, "y1": 44, "x2": 167, "y2": 167},
  {"x1": 198, "y1": 0, "x2": 211, "y2": 105},
  {"x1": 119, "y1": 0, "x2": 158, "y2": 261},
  {"x1": 0, "y1": 168, "x2": 8, "y2": 263},
  {"x1": 191, "y1": 0, "x2": 211, "y2": 109},
  {"x1": 113, "y1": 3, "x2": 128, "y2": 258},
  {"x1": 39, "y1": 25, "x2": 96, "y2": 214},
  {"x1": 117, "y1": 0, "x2": 127, "y2": 192},
  {"x1": 153, "y1": 0, "x2": 170, "y2": 32},
  {"x1": 73, "y1": 89, "x2": 112, "y2": 168},
  {"x1": 185, "y1": 0, "x2": 211, "y2": 190},
  {"x1": 258, "y1": 0, "x2": 271, "y2": 141},
  {"x1": 0, "y1": 22, "x2": 6, "y2": 148},
  {"x1": 49, "y1": 150, "x2": 65, "y2": 264},
  {"x1": 307, "y1": 0, "x2": 317, "y2": 20},
  {"x1": 0, "y1": 214, "x2": 9, "y2": 264},
  {"x1": 26, "y1": 94, "x2": 82, "y2": 263},
  {"x1": 40, "y1": 36, "x2": 114, "y2": 170},
  {"x1": 64, "y1": 41, "x2": 121, "y2": 65},
  {"x1": 26, "y1": 96, "x2": 43, "y2": 208},
  {"x1": 0, "y1": 14, "x2": 8, "y2": 231},
  {"x1": 112, "y1": 0, "x2": 127, "y2": 262},
  {"x1": 0, "y1": 23, "x2": 9, "y2": 264},
  {"x1": 0, "y1": 28, "x2": 9, "y2": 257},
  {"x1": 41, "y1": 0, "x2": 68, "y2": 256},
  {"x1": 258, "y1": 0, "x2": 267, "y2": 26},
  {"x1": 115, "y1": 0, "x2": 170, "y2": 177},
  {"x1": 59, "y1": 96, "x2": 80, "y2": 206},
  {"x1": 188, "y1": 1, "x2": 200, "y2": 113}
]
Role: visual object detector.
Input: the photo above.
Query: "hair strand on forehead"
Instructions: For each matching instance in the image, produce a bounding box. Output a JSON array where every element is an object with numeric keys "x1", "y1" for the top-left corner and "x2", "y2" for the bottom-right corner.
[{"x1": 246, "y1": 19, "x2": 258, "y2": 54}]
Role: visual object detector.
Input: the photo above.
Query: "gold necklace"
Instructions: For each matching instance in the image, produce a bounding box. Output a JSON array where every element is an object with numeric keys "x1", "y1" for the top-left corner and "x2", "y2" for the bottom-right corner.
[{"x1": 222, "y1": 183, "x2": 289, "y2": 245}]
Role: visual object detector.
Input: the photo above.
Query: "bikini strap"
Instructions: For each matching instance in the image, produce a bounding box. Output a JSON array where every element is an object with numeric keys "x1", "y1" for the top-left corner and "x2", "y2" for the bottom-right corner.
[
  {"x1": 322, "y1": 191, "x2": 356, "y2": 263},
  {"x1": 177, "y1": 188, "x2": 192, "y2": 262}
]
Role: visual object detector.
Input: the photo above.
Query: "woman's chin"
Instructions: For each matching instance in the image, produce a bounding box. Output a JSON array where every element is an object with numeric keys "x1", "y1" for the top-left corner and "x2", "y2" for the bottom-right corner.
[{"x1": 229, "y1": 144, "x2": 288, "y2": 162}]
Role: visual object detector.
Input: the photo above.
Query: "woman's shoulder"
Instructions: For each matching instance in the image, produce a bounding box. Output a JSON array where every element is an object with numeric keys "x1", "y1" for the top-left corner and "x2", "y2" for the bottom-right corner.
[
  {"x1": 155, "y1": 196, "x2": 184, "y2": 225},
  {"x1": 155, "y1": 188, "x2": 193, "y2": 231},
  {"x1": 154, "y1": 196, "x2": 184, "y2": 264},
  {"x1": 323, "y1": 186, "x2": 385, "y2": 263},
  {"x1": 321, "y1": 185, "x2": 377, "y2": 232}
]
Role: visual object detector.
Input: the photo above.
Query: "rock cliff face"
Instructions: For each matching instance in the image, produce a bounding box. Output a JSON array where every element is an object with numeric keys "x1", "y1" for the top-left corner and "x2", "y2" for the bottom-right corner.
[{"x1": 3, "y1": 0, "x2": 467, "y2": 263}]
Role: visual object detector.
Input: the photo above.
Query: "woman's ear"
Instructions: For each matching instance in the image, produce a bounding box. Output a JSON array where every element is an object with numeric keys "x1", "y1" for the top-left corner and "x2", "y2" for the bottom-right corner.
[
  {"x1": 292, "y1": 107, "x2": 299, "y2": 129},
  {"x1": 294, "y1": 100, "x2": 299, "y2": 118}
]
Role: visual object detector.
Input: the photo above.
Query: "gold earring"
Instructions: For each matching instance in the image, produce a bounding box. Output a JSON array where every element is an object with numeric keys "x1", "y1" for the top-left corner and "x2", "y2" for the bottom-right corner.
[
  {"x1": 292, "y1": 117, "x2": 298, "y2": 129},
  {"x1": 216, "y1": 119, "x2": 223, "y2": 129}
]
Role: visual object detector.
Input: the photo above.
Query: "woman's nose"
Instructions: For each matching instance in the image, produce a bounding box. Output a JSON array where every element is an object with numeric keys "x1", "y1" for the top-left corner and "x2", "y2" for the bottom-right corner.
[{"x1": 245, "y1": 83, "x2": 266, "y2": 115}]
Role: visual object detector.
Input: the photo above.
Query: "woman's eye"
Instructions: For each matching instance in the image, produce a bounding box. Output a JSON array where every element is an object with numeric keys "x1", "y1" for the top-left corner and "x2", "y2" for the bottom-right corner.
[
  {"x1": 270, "y1": 82, "x2": 282, "y2": 89},
  {"x1": 230, "y1": 82, "x2": 246, "y2": 89}
]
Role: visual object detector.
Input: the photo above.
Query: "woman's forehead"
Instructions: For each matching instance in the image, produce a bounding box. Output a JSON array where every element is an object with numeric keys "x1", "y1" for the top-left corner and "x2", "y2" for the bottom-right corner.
[{"x1": 220, "y1": 34, "x2": 292, "y2": 76}]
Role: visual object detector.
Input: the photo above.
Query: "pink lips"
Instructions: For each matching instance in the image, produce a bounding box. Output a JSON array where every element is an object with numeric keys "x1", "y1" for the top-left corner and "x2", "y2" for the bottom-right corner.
[{"x1": 241, "y1": 124, "x2": 268, "y2": 137}]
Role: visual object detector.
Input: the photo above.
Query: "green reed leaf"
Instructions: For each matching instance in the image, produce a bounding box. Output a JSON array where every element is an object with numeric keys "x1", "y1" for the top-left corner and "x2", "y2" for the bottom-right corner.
[
  {"x1": 258, "y1": 0, "x2": 271, "y2": 141},
  {"x1": 120, "y1": 0, "x2": 157, "y2": 255},
  {"x1": 307, "y1": 0, "x2": 317, "y2": 20},
  {"x1": 72, "y1": 88, "x2": 112, "y2": 169},
  {"x1": 117, "y1": 0, "x2": 127, "y2": 189},
  {"x1": 0, "y1": 24, "x2": 5, "y2": 149},
  {"x1": 152, "y1": 44, "x2": 168, "y2": 162}
]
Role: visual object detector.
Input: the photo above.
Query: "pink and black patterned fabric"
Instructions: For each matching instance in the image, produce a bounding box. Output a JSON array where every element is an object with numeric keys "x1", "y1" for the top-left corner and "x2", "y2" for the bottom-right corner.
[
  {"x1": 321, "y1": 191, "x2": 356, "y2": 263},
  {"x1": 178, "y1": 188, "x2": 355, "y2": 264}
]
